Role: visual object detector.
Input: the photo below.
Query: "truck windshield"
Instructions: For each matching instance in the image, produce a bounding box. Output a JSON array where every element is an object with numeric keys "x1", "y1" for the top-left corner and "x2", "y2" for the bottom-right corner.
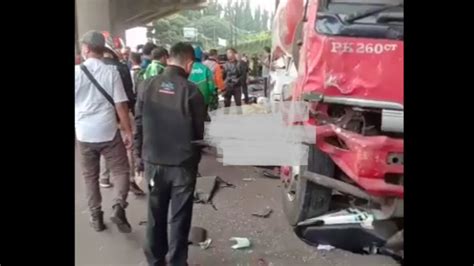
[{"x1": 316, "y1": 0, "x2": 403, "y2": 40}]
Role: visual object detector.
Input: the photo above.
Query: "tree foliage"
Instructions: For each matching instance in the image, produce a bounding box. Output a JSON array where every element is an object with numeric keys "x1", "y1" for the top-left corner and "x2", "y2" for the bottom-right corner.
[{"x1": 150, "y1": 0, "x2": 272, "y2": 49}]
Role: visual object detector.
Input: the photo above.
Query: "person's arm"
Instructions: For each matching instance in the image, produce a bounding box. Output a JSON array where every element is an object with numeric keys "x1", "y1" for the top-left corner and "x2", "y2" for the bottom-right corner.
[
  {"x1": 189, "y1": 84, "x2": 206, "y2": 141},
  {"x1": 112, "y1": 70, "x2": 133, "y2": 149},
  {"x1": 133, "y1": 79, "x2": 147, "y2": 172},
  {"x1": 222, "y1": 63, "x2": 228, "y2": 81},
  {"x1": 116, "y1": 103, "x2": 132, "y2": 148}
]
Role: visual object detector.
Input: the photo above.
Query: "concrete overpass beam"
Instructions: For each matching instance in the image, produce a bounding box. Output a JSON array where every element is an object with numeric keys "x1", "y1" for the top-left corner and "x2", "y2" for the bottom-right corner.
[{"x1": 76, "y1": 0, "x2": 113, "y2": 38}]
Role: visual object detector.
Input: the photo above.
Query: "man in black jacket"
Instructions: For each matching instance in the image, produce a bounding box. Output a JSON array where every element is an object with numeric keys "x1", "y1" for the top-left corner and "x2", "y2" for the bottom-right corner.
[
  {"x1": 100, "y1": 46, "x2": 145, "y2": 195},
  {"x1": 135, "y1": 42, "x2": 206, "y2": 266},
  {"x1": 237, "y1": 53, "x2": 250, "y2": 104},
  {"x1": 103, "y1": 47, "x2": 135, "y2": 111},
  {"x1": 223, "y1": 48, "x2": 243, "y2": 108}
]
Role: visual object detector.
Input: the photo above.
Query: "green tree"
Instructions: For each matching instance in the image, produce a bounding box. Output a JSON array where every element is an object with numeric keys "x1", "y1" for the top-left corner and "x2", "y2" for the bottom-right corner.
[
  {"x1": 253, "y1": 6, "x2": 262, "y2": 32},
  {"x1": 203, "y1": 0, "x2": 219, "y2": 17},
  {"x1": 242, "y1": 0, "x2": 253, "y2": 31},
  {"x1": 261, "y1": 9, "x2": 270, "y2": 31}
]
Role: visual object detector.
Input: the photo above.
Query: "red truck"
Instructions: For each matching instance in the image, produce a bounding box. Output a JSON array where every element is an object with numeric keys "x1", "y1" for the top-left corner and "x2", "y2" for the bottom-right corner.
[{"x1": 274, "y1": 0, "x2": 403, "y2": 258}]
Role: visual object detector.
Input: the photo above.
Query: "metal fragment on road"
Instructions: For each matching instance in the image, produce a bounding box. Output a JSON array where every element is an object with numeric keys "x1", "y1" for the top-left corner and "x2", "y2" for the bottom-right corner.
[{"x1": 252, "y1": 208, "x2": 273, "y2": 218}]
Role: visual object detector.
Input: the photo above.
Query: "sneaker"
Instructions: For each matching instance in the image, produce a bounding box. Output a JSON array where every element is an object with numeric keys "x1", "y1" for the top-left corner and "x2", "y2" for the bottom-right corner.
[
  {"x1": 110, "y1": 204, "x2": 132, "y2": 233},
  {"x1": 90, "y1": 211, "x2": 106, "y2": 232},
  {"x1": 99, "y1": 179, "x2": 112, "y2": 188},
  {"x1": 129, "y1": 181, "x2": 145, "y2": 196}
]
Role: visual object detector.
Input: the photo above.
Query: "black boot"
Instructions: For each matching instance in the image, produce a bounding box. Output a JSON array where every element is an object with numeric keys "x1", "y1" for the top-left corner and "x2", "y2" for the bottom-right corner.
[
  {"x1": 130, "y1": 181, "x2": 145, "y2": 196},
  {"x1": 90, "y1": 211, "x2": 106, "y2": 232},
  {"x1": 110, "y1": 204, "x2": 132, "y2": 233}
]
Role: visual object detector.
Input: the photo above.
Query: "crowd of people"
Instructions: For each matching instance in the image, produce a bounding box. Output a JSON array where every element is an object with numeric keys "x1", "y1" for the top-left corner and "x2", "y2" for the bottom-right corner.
[{"x1": 75, "y1": 30, "x2": 265, "y2": 266}]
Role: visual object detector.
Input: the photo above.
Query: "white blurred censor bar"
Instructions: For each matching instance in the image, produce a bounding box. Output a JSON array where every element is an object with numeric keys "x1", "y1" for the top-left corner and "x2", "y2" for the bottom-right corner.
[{"x1": 205, "y1": 102, "x2": 316, "y2": 166}]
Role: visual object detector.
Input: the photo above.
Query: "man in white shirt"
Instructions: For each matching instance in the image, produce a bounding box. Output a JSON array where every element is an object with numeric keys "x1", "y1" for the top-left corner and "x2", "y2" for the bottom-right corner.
[{"x1": 75, "y1": 31, "x2": 133, "y2": 233}]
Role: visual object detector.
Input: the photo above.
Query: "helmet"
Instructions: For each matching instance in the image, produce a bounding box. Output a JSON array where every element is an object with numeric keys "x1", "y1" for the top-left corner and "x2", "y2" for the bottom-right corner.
[
  {"x1": 194, "y1": 46, "x2": 203, "y2": 62},
  {"x1": 102, "y1": 31, "x2": 120, "y2": 59}
]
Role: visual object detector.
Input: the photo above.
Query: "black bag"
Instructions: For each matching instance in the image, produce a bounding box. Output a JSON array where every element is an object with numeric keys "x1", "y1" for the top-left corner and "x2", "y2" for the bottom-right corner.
[{"x1": 80, "y1": 64, "x2": 120, "y2": 122}]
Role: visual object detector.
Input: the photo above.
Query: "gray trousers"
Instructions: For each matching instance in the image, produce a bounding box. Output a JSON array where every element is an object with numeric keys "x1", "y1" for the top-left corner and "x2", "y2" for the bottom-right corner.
[
  {"x1": 100, "y1": 148, "x2": 135, "y2": 182},
  {"x1": 78, "y1": 131, "x2": 130, "y2": 213},
  {"x1": 101, "y1": 119, "x2": 135, "y2": 182}
]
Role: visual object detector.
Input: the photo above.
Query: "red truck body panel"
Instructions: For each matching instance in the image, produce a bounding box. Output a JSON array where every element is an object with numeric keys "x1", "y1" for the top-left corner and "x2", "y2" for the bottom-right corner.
[{"x1": 277, "y1": 0, "x2": 404, "y2": 198}]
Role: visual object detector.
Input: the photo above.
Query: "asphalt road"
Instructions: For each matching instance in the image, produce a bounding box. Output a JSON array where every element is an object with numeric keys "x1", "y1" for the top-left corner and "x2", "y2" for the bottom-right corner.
[{"x1": 75, "y1": 148, "x2": 399, "y2": 266}]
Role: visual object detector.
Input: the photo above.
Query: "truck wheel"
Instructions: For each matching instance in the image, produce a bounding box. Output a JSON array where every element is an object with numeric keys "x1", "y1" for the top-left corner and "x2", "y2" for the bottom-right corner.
[{"x1": 282, "y1": 145, "x2": 334, "y2": 226}]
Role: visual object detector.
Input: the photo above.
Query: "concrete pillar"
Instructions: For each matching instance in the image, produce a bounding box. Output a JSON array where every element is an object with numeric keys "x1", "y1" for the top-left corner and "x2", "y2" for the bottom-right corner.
[{"x1": 76, "y1": 0, "x2": 113, "y2": 39}]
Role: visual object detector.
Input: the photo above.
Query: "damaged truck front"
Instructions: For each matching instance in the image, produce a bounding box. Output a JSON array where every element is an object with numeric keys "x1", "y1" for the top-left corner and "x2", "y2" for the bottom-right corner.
[{"x1": 274, "y1": 0, "x2": 404, "y2": 259}]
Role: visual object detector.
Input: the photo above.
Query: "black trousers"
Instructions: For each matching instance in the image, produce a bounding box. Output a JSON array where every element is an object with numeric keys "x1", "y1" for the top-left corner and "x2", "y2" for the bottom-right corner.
[
  {"x1": 241, "y1": 79, "x2": 249, "y2": 104},
  {"x1": 144, "y1": 163, "x2": 197, "y2": 266},
  {"x1": 224, "y1": 86, "x2": 242, "y2": 107}
]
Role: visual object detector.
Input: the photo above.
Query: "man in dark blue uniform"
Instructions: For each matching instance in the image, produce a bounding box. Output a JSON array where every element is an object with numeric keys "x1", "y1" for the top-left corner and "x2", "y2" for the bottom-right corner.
[{"x1": 134, "y1": 42, "x2": 206, "y2": 266}]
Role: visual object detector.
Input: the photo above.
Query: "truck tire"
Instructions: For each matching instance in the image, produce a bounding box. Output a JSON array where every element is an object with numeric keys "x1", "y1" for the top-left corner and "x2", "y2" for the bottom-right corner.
[
  {"x1": 291, "y1": 21, "x2": 304, "y2": 70},
  {"x1": 282, "y1": 145, "x2": 334, "y2": 226}
]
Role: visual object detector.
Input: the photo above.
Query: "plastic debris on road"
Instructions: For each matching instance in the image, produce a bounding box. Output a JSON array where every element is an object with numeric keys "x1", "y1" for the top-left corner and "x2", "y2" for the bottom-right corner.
[
  {"x1": 230, "y1": 237, "x2": 251, "y2": 249},
  {"x1": 199, "y1": 238, "x2": 212, "y2": 250},
  {"x1": 317, "y1": 244, "x2": 335, "y2": 251}
]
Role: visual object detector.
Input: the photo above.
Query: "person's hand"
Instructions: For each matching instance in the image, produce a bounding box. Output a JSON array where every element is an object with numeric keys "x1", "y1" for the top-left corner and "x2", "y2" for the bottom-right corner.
[
  {"x1": 123, "y1": 131, "x2": 133, "y2": 150},
  {"x1": 136, "y1": 157, "x2": 144, "y2": 173}
]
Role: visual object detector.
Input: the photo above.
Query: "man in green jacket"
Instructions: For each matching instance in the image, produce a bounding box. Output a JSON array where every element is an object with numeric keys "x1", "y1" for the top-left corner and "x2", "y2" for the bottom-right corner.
[
  {"x1": 189, "y1": 47, "x2": 217, "y2": 115},
  {"x1": 143, "y1": 47, "x2": 169, "y2": 80}
]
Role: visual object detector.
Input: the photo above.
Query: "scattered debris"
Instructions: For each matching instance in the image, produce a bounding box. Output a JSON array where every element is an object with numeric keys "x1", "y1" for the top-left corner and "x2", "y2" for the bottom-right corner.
[
  {"x1": 297, "y1": 208, "x2": 374, "y2": 227},
  {"x1": 230, "y1": 237, "x2": 251, "y2": 249},
  {"x1": 262, "y1": 170, "x2": 279, "y2": 179},
  {"x1": 194, "y1": 176, "x2": 235, "y2": 210},
  {"x1": 317, "y1": 244, "x2": 335, "y2": 251},
  {"x1": 189, "y1": 227, "x2": 207, "y2": 245},
  {"x1": 258, "y1": 258, "x2": 271, "y2": 266},
  {"x1": 243, "y1": 177, "x2": 256, "y2": 182},
  {"x1": 363, "y1": 245, "x2": 378, "y2": 255},
  {"x1": 138, "y1": 220, "x2": 147, "y2": 226},
  {"x1": 252, "y1": 208, "x2": 273, "y2": 218},
  {"x1": 199, "y1": 238, "x2": 212, "y2": 250}
]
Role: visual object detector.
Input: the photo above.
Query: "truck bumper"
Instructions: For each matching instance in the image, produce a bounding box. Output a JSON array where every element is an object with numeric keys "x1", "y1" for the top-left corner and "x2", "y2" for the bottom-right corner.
[{"x1": 315, "y1": 124, "x2": 403, "y2": 198}]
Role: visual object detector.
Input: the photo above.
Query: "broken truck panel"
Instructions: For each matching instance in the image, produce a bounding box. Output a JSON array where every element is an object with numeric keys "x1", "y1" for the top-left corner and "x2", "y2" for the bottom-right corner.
[{"x1": 275, "y1": 0, "x2": 404, "y2": 260}]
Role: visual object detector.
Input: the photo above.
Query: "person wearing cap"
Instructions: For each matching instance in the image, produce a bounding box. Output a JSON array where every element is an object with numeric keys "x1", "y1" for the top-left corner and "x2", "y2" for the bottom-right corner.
[
  {"x1": 135, "y1": 42, "x2": 205, "y2": 266},
  {"x1": 75, "y1": 30, "x2": 133, "y2": 233},
  {"x1": 188, "y1": 46, "x2": 217, "y2": 118},
  {"x1": 143, "y1": 47, "x2": 169, "y2": 80}
]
